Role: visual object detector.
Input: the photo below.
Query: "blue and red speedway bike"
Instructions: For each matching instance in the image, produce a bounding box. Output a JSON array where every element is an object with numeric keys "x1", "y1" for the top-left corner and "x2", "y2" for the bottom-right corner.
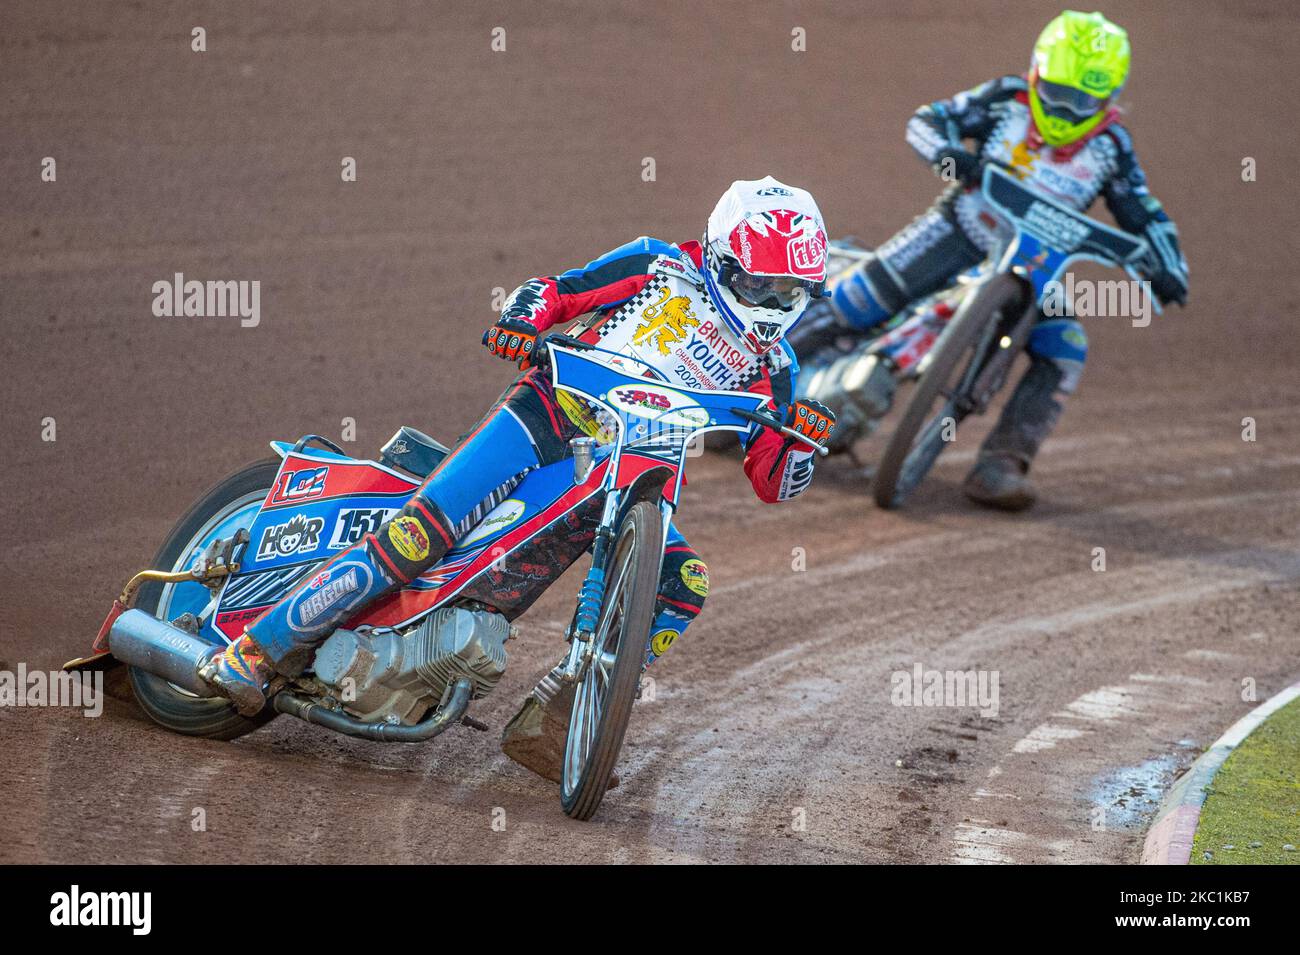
[{"x1": 65, "y1": 338, "x2": 826, "y2": 819}]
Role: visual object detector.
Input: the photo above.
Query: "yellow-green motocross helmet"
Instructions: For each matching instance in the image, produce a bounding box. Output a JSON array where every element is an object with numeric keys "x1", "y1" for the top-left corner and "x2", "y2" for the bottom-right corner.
[{"x1": 1029, "y1": 11, "x2": 1131, "y2": 146}]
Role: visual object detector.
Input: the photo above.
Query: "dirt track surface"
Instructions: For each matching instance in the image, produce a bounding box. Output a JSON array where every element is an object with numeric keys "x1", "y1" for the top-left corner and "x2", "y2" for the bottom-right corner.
[{"x1": 2, "y1": 1, "x2": 1298, "y2": 863}]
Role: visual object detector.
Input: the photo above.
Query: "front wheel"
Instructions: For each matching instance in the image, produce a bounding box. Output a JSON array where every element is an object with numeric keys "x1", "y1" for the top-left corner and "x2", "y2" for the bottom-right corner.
[
  {"x1": 873, "y1": 275, "x2": 1026, "y2": 509},
  {"x1": 128, "y1": 459, "x2": 281, "y2": 740},
  {"x1": 561, "y1": 500, "x2": 662, "y2": 819}
]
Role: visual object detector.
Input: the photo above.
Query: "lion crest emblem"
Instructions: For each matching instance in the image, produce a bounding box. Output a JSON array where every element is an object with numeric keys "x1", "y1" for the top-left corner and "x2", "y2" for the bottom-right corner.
[{"x1": 633, "y1": 286, "x2": 700, "y2": 356}]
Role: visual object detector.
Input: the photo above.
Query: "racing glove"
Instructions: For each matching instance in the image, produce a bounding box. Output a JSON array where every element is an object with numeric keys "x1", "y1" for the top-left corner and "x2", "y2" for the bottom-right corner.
[
  {"x1": 483, "y1": 317, "x2": 540, "y2": 368},
  {"x1": 933, "y1": 146, "x2": 982, "y2": 184},
  {"x1": 1149, "y1": 269, "x2": 1187, "y2": 308},
  {"x1": 785, "y1": 398, "x2": 836, "y2": 449},
  {"x1": 1142, "y1": 220, "x2": 1189, "y2": 307},
  {"x1": 749, "y1": 398, "x2": 838, "y2": 503}
]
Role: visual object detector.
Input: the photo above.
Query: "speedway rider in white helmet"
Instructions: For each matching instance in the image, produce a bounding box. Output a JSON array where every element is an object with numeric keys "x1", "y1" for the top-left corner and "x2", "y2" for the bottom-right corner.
[{"x1": 203, "y1": 176, "x2": 838, "y2": 783}]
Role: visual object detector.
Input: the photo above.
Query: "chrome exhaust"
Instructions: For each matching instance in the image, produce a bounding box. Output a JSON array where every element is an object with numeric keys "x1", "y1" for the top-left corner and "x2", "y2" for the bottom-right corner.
[{"x1": 107, "y1": 609, "x2": 217, "y2": 697}]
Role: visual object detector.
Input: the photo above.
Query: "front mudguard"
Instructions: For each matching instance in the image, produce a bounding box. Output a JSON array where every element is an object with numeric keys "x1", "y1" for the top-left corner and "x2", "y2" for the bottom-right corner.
[{"x1": 615, "y1": 465, "x2": 675, "y2": 530}]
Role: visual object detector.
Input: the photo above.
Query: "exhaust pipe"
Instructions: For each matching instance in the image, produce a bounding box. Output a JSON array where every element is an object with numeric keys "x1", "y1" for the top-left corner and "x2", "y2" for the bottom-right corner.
[
  {"x1": 273, "y1": 677, "x2": 474, "y2": 742},
  {"x1": 108, "y1": 609, "x2": 217, "y2": 697}
]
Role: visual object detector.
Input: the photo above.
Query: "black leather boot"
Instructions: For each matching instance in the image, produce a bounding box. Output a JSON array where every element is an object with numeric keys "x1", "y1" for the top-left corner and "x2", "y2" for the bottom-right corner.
[{"x1": 963, "y1": 358, "x2": 1064, "y2": 512}]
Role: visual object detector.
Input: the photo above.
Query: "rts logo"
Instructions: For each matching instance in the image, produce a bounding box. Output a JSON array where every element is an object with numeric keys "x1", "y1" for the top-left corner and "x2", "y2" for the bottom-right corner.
[
  {"x1": 613, "y1": 388, "x2": 671, "y2": 411},
  {"x1": 270, "y1": 467, "x2": 328, "y2": 504}
]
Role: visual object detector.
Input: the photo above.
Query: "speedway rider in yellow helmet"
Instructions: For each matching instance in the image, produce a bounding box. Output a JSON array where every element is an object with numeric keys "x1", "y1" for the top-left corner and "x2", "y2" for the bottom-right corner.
[{"x1": 795, "y1": 10, "x2": 1188, "y2": 510}]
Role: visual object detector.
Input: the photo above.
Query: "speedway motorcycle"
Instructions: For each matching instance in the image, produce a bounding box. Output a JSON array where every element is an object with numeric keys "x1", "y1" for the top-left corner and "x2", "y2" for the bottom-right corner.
[
  {"x1": 65, "y1": 337, "x2": 824, "y2": 820},
  {"x1": 794, "y1": 164, "x2": 1157, "y2": 509}
]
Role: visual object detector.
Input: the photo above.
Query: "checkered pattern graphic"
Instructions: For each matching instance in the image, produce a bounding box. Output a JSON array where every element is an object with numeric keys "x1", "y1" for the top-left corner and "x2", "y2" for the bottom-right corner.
[{"x1": 592, "y1": 275, "x2": 673, "y2": 341}]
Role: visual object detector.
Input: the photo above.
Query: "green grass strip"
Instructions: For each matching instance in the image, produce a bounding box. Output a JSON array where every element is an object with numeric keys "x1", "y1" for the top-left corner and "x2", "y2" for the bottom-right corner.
[{"x1": 1192, "y1": 696, "x2": 1300, "y2": 864}]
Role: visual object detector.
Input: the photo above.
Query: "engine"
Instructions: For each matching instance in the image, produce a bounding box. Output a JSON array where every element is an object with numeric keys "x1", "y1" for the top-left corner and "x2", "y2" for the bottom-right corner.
[
  {"x1": 802, "y1": 349, "x2": 894, "y2": 452},
  {"x1": 310, "y1": 606, "x2": 510, "y2": 725}
]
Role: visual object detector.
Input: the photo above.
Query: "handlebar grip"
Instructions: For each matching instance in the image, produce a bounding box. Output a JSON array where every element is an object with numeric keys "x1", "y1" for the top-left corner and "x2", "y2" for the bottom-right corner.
[
  {"x1": 729, "y1": 407, "x2": 830, "y2": 457},
  {"x1": 532, "y1": 333, "x2": 594, "y2": 369},
  {"x1": 543, "y1": 333, "x2": 594, "y2": 353}
]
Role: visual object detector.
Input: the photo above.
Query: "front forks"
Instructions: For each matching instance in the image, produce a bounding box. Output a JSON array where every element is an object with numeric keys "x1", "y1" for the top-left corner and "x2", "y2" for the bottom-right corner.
[{"x1": 560, "y1": 491, "x2": 622, "y2": 684}]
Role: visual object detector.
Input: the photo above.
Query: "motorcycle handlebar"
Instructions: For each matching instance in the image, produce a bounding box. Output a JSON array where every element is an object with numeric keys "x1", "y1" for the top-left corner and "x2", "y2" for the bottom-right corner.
[
  {"x1": 528, "y1": 333, "x2": 594, "y2": 371},
  {"x1": 730, "y1": 407, "x2": 830, "y2": 457}
]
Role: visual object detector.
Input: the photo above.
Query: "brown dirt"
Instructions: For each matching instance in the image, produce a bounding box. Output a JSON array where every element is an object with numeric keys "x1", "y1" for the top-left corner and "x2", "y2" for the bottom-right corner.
[{"x1": 2, "y1": 0, "x2": 1298, "y2": 863}]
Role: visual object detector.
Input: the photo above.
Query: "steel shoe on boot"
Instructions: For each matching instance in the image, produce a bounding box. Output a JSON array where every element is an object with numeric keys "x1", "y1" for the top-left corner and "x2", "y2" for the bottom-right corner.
[
  {"x1": 500, "y1": 684, "x2": 619, "y2": 789},
  {"x1": 201, "y1": 632, "x2": 275, "y2": 716},
  {"x1": 962, "y1": 452, "x2": 1037, "y2": 512}
]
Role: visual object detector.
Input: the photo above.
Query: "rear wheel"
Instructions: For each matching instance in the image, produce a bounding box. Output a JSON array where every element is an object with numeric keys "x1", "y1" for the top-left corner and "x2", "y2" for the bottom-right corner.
[
  {"x1": 561, "y1": 500, "x2": 662, "y2": 819},
  {"x1": 128, "y1": 459, "x2": 280, "y2": 740},
  {"x1": 873, "y1": 275, "x2": 1026, "y2": 510}
]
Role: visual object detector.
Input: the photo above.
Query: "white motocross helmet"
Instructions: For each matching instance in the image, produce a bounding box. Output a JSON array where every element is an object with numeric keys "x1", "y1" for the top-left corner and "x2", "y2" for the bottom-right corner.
[{"x1": 703, "y1": 176, "x2": 828, "y2": 356}]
